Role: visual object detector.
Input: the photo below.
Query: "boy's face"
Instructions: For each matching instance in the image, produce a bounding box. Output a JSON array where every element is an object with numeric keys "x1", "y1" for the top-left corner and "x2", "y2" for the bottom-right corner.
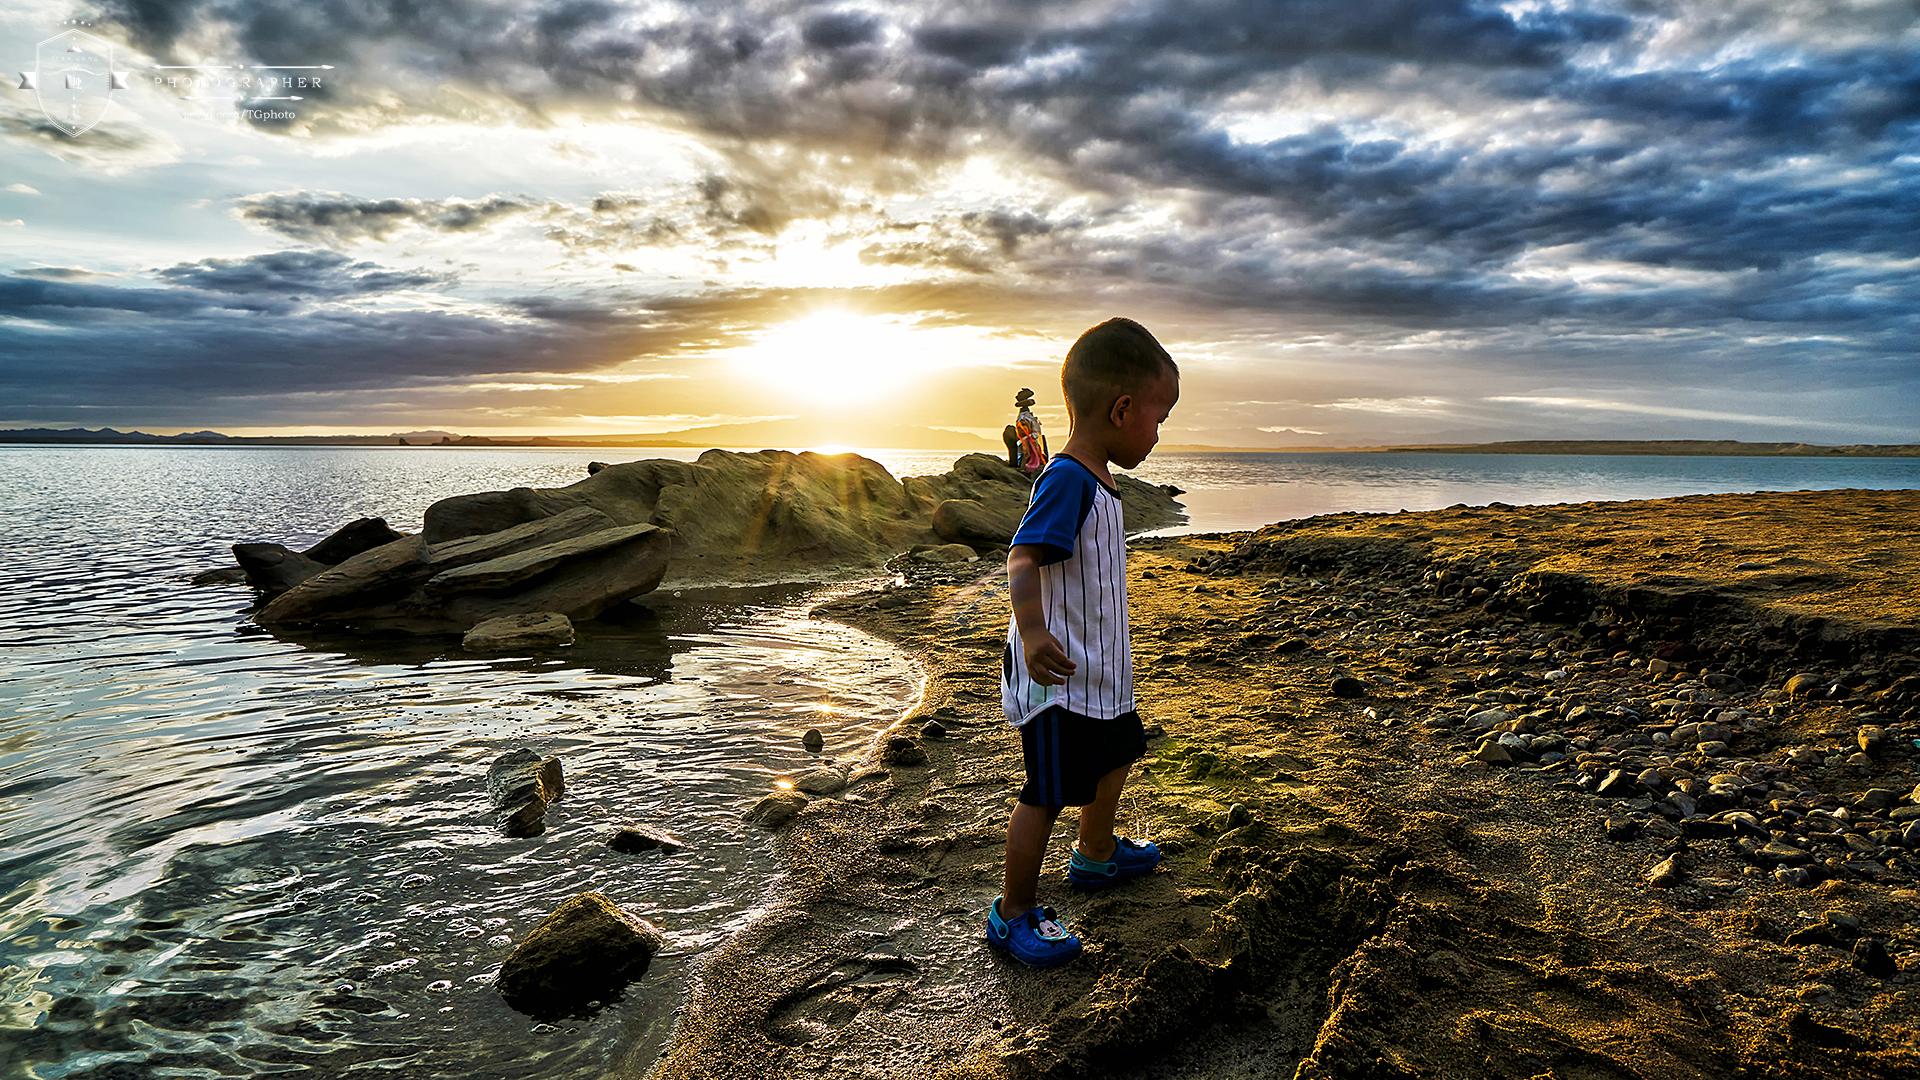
[{"x1": 1108, "y1": 370, "x2": 1178, "y2": 470}]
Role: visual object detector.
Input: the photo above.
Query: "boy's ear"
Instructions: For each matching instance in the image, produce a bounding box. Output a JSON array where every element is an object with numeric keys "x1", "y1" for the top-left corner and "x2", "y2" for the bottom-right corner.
[{"x1": 1107, "y1": 393, "x2": 1132, "y2": 428}]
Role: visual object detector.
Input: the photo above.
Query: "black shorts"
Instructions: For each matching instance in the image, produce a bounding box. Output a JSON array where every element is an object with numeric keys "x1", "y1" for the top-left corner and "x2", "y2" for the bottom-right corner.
[{"x1": 1018, "y1": 706, "x2": 1147, "y2": 808}]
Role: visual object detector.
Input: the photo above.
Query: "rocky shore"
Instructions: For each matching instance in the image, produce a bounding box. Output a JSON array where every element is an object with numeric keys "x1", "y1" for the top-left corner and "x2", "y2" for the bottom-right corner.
[{"x1": 645, "y1": 488, "x2": 1920, "y2": 1080}]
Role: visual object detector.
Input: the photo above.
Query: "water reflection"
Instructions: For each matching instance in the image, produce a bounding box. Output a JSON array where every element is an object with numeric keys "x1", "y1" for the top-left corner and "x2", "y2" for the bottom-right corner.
[{"x1": 1, "y1": 574, "x2": 920, "y2": 1079}]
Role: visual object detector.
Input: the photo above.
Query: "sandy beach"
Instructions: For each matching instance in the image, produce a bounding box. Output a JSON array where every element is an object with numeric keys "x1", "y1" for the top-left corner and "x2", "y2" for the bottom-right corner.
[{"x1": 640, "y1": 487, "x2": 1920, "y2": 1080}]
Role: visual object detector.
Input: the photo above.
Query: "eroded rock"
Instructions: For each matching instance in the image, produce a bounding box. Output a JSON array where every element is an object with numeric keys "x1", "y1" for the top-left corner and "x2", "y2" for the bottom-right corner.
[
  {"x1": 463, "y1": 612, "x2": 574, "y2": 653},
  {"x1": 488, "y1": 749, "x2": 564, "y2": 837},
  {"x1": 494, "y1": 893, "x2": 664, "y2": 1017}
]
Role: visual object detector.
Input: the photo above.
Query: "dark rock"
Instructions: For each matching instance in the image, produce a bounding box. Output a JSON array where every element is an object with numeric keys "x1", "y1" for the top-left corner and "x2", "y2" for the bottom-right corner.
[
  {"x1": 233, "y1": 543, "x2": 329, "y2": 596},
  {"x1": 1603, "y1": 815, "x2": 1641, "y2": 841},
  {"x1": 1755, "y1": 841, "x2": 1813, "y2": 866},
  {"x1": 802, "y1": 728, "x2": 825, "y2": 751},
  {"x1": 1595, "y1": 769, "x2": 1636, "y2": 797},
  {"x1": 909, "y1": 542, "x2": 978, "y2": 564},
  {"x1": 919, "y1": 720, "x2": 947, "y2": 739},
  {"x1": 608, "y1": 826, "x2": 685, "y2": 855},
  {"x1": 1857, "y1": 727, "x2": 1885, "y2": 754},
  {"x1": 1853, "y1": 937, "x2": 1897, "y2": 978},
  {"x1": 883, "y1": 735, "x2": 928, "y2": 767},
  {"x1": 1474, "y1": 742, "x2": 1513, "y2": 765},
  {"x1": 303, "y1": 517, "x2": 405, "y2": 565},
  {"x1": 190, "y1": 566, "x2": 248, "y2": 586},
  {"x1": 494, "y1": 893, "x2": 664, "y2": 1017},
  {"x1": 1330, "y1": 676, "x2": 1367, "y2": 698},
  {"x1": 1785, "y1": 673, "x2": 1824, "y2": 698},
  {"x1": 487, "y1": 749, "x2": 564, "y2": 837},
  {"x1": 587, "y1": 461, "x2": 610, "y2": 474},
  {"x1": 463, "y1": 612, "x2": 573, "y2": 653}
]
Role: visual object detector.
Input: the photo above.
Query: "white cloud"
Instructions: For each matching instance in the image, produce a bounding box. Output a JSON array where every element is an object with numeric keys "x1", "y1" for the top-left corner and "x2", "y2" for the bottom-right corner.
[{"x1": 4, "y1": 184, "x2": 39, "y2": 195}]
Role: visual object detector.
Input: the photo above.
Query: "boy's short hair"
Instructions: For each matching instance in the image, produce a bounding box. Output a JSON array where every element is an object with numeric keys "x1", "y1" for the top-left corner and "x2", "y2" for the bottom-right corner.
[{"x1": 1061, "y1": 318, "x2": 1178, "y2": 424}]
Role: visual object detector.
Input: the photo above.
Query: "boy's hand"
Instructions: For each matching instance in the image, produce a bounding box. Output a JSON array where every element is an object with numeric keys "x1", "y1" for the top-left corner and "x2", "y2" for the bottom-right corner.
[{"x1": 1023, "y1": 629, "x2": 1076, "y2": 686}]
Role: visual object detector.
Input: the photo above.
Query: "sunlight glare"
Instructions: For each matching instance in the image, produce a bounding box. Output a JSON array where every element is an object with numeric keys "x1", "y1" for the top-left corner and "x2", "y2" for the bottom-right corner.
[{"x1": 727, "y1": 311, "x2": 929, "y2": 407}]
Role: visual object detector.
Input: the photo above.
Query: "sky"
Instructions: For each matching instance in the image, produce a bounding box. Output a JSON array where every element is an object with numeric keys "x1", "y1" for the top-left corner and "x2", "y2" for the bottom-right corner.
[{"x1": 1, "y1": 0, "x2": 1916, "y2": 448}]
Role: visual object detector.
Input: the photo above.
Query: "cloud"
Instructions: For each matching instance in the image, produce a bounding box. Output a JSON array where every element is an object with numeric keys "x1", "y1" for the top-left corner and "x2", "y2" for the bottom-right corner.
[
  {"x1": 154, "y1": 250, "x2": 456, "y2": 295},
  {"x1": 47, "y1": 0, "x2": 1920, "y2": 441},
  {"x1": 233, "y1": 191, "x2": 552, "y2": 245},
  {"x1": 3, "y1": 184, "x2": 39, "y2": 195}
]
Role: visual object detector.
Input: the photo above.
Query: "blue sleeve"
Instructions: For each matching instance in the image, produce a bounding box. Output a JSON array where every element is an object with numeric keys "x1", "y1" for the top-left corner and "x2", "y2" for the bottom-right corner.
[{"x1": 1010, "y1": 460, "x2": 1097, "y2": 566}]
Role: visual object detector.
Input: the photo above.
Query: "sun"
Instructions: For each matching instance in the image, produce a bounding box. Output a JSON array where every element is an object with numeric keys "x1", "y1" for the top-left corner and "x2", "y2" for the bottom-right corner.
[{"x1": 725, "y1": 310, "x2": 927, "y2": 407}]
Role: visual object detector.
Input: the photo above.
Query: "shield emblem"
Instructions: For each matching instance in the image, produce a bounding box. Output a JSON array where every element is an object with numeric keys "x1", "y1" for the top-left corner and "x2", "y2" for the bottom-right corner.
[{"x1": 27, "y1": 29, "x2": 126, "y2": 137}]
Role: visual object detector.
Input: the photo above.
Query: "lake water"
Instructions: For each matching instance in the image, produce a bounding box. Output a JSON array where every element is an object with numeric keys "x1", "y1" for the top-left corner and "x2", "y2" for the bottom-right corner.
[{"x1": 3, "y1": 444, "x2": 1916, "y2": 1078}]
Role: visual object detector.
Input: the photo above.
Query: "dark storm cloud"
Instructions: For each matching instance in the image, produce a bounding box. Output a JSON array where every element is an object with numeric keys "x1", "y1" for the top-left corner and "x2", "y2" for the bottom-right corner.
[
  {"x1": 155, "y1": 250, "x2": 455, "y2": 295},
  {"x1": 233, "y1": 192, "x2": 551, "y2": 245}
]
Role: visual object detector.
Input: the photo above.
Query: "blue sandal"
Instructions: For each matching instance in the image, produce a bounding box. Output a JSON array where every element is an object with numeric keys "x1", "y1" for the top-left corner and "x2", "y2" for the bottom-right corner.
[
  {"x1": 985, "y1": 898, "x2": 1082, "y2": 967},
  {"x1": 1067, "y1": 835, "x2": 1161, "y2": 890}
]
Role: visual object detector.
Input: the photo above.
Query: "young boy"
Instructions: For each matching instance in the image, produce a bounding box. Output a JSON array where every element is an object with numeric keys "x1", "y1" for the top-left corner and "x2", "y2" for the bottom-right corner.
[{"x1": 986, "y1": 317, "x2": 1180, "y2": 967}]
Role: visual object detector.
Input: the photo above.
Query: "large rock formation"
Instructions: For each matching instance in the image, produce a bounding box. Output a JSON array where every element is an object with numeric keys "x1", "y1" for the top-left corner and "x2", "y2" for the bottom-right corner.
[
  {"x1": 241, "y1": 450, "x2": 1184, "y2": 634},
  {"x1": 421, "y1": 450, "x2": 1185, "y2": 587},
  {"x1": 255, "y1": 506, "x2": 671, "y2": 632},
  {"x1": 232, "y1": 517, "x2": 407, "y2": 596}
]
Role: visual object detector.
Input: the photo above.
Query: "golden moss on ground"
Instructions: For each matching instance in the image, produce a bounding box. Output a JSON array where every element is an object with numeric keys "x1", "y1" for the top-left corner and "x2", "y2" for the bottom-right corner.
[{"x1": 641, "y1": 490, "x2": 1920, "y2": 1080}]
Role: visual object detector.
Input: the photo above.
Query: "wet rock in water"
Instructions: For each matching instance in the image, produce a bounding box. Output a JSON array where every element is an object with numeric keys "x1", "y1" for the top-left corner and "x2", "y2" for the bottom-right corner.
[
  {"x1": 792, "y1": 766, "x2": 850, "y2": 795},
  {"x1": 1853, "y1": 936, "x2": 1898, "y2": 978},
  {"x1": 587, "y1": 461, "x2": 610, "y2": 474},
  {"x1": 908, "y1": 542, "x2": 979, "y2": 564},
  {"x1": 883, "y1": 735, "x2": 928, "y2": 767},
  {"x1": 233, "y1": 543, "x2": 330, "y2": 596},
  {"x1": 488, "y1": 749, "x2": 565, "y2": 837},
  {"x1": 304, "y1": 517, "x2": 407, "y2": 565},
  {"x1": 1330, "y1": 676, "x2": 1367, "y2": 698},
  {"x1": 191, "y1": 566, "x2": 248, "y2": 586},
  {"x1": 257, "y1": 507, "x2": 672, "y2": 634},
  {"x1": 801, "y1": 728, "x2": 825, "y2": 751},
  {"x1": 494, "y1": 892, "x2": 664, "y2": 1017},
  {"x1": 608, "y1": 826, "x2": 685, "y2": 855},
  {"x1": 746, "y1": 790, "x2": 808, "y2": 828},
  {"x1": 463, "y1": 612, "x2": 574, "y2": 653},
  {"x1": 1646, "y1": 854, "x2": 1685, "y2": 888}
]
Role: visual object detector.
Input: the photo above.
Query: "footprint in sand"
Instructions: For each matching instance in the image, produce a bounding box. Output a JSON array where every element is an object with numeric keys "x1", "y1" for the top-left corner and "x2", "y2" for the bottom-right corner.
[{"x1": 764, "y1": 954, "x2": 922, "y2": 1046}]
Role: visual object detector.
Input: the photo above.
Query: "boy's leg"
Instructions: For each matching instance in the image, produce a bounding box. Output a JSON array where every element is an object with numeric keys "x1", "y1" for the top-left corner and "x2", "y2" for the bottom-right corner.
[
  {"x1": 1001, "y1": 798, "x2": 1061, "y2": 915},
  {"x1": 1073, "y1": 764, "x2": 1130, "y2": 864}
]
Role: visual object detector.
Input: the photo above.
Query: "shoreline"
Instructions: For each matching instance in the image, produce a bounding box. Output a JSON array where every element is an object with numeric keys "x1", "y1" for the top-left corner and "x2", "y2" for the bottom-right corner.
[
  {"x1": 641, "y1": 487, "x2": 1920, "y2": 1079},
  {"x1": 6, "y1": 436, "x2": 1918, "y2": 458}
]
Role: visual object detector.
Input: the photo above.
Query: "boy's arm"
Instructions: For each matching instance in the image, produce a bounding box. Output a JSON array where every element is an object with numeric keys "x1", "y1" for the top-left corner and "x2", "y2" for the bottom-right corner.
[{"x1": 1008, "y1": 544, "x2": 1075, "y2": 686}]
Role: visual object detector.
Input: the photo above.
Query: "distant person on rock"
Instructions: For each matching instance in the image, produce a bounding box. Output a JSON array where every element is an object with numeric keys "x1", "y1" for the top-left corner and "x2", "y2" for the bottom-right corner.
[
  {"x1": 987, "y1": 317, "x2": 1178, "y2": 968},
  {"x1": 1014, "y1": 387, "x2": 1048, "y2": 474}
]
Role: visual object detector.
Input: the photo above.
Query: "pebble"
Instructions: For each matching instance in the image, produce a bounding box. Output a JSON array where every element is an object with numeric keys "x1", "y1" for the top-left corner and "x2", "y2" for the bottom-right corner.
[
  {"x1": 1646, "y1": 854, "x2": 1685, "y2": 888},
  {"x1": 802, "y1": 728, "x2": 825, "y2": 751}
]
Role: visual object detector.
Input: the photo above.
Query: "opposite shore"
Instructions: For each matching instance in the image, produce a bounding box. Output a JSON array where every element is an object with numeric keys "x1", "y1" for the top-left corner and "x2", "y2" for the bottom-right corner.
[{"x1": 5, "y1": 429, "x2": 1918, "y2": 457}]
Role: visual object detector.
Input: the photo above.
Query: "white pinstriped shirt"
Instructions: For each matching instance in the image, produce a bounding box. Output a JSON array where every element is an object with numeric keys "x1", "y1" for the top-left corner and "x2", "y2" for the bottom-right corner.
[{"x1": 1000, "y1": 455, "x2": 1134, "y2": 727}]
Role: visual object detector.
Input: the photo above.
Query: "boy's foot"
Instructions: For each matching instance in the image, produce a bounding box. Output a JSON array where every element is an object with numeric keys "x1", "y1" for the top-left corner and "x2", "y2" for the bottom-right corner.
[
  {"x1": 1067, "y1": 835, "x2": 1161, "y2": 891},
  {"x1": 984, "y1": 898, "x2": 1082, "y2": 967}
]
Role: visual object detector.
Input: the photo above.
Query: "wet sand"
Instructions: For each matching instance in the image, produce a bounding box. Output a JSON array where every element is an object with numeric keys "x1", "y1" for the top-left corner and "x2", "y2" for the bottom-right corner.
[{"x1": 640, "y1": 488, "x2": 1920, "y2": 1080}]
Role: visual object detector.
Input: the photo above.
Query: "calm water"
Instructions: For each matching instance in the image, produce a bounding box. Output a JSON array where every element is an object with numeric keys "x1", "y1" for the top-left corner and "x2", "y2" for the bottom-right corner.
[{"x1": 2, "y1": 444, "x2": 1916, "y2": 1078}]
